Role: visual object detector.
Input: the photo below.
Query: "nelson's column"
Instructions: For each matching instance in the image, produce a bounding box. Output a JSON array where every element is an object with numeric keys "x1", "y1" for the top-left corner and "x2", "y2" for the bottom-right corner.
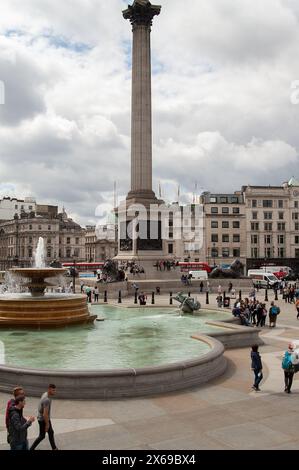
[{"x1": 117, "y1": 0, "x2": 171, "y2": 274}]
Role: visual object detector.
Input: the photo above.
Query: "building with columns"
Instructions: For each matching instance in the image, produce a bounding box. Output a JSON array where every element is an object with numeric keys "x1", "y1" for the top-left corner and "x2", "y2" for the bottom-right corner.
[{"x1": 0, "y1": 209, "x2": 85, "y2": 270}]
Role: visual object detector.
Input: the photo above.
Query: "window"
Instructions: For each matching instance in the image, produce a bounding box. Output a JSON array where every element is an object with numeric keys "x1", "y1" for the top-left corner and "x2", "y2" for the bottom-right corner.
[
  {"x1": 38, "y1": 225, "x2": 42, "y2": 230},
  {"x1": 47, "y1": 248, "x2": 51, "y2": 258},
  {"x1": 264, "y1": 212, "x2": 272, "y2": 220},
  {"x1": 211, "y1": 221, "x2": 218, "y2": 229},
  {"x1": 295, "y1": 249, "x2": 299, "y2": 258},
  {"x1": 67, "y1": 237, "x2": 71, "y2": 244},
  {"x1": 277, "y1": 235, "x2": 285, "y2": 245},
  {"x1": 233, "y1": 235, "x2": 240, "y2": 243},
  {"x1": 211, "y1": 207, "x2": 218, "y2": 214},
  {"x1": 263, "y1": 200, "x2": 273, "y2": 208},
  {"x1": 15, "y1": 205, "x2": 18, "y2": 210},
  {"x1": 29, "y1": 206, "x2": 33, "y2": 210},
  {"x1": 76, "y1": 237, "x2": 80, "y2": 245},
  {"x1": 233, "y1": 221, "x2": 240, "y2": 229},
  {"x1": 252, "y1": 212, "x2": 258, "y2": 220},
  {"x1": 28, "y1": 247, "x2": 32, "y2": 258},
  {"x1": 168, "y1": 244, "x2": 173, "y2": 254},
  {"x1": 278, "y1": 212, "x2": 284, "y2": 220},
  {"x1": 252, "y1": 200, "x2": 257, "y2": 208},
  {"x1": 264, "y1": 247, "x2": 272, "y2": 258},
  {"x1": 48, "y1": 225, "x2": 51, "y2": 231},
  {"x1": 295, "y1": 236, "x2": 299, "y2": 244},
  {"x1": 29, "y1": 236, "x2": 32, "y2": 244},
  {"x1": 277, "y1": 223, "x2": 285, "y2": 231},
  {"x1": 210, "y1": 197, "x2": 217, "y2": 203},
  {"x1": 292, "y1": 213, "x2": 299, "y2": 220},
  {"x1": 264, "y1": 223, "x2": 272, "y2": 231},
  {"x1": 296, "y1": 223, "x2": 299, "y2": 231},
  {"x1": 251, "y1": 223, "x2": 259, "y2": 231},
  {"x1": 233, "y1": 207, "x2": 240, "y2": 214},
  {"x1": 21, "y1": 205, "x2": 24, "y2": 210},
  {"x1": 222, "y1": 248, "x2": 230, "y2": 258},
  {"x1": 264, "y1": 235, "x2": 272, "y2": 244},
  {"x1": 251, "y1": 235, "x2": 259, "y2": 244},
  {"x1": 211, "y1": 234, "x2": 218, "y2": 242},
  {"x1": 29, "y1": 225, "x2": 32, "y2": 230},
  {"x1": 231, "y1": 197, "x2": 239, "y2": 204},
  {"x1": 278, "y1": 200, "x2": 284, "y2": 209},
  {"x1": 222, "y1": 207, "x2": 229, "y2": 214},
  {"x1": 295, "y1": 201, "x2": 298, "y2": 209},
  {"x1": 222, "y1": 221, "x2": 229, "y2": 229},
  {"x1": 220, "y1": 197, "x2": 228, "y2": 203},
  {"x1": 233, "y1": 249, "x2": 240, "y2": 257},
  {"x1": 251, "y1": 247, "x2": 259, "y2": 258},
  {"x1": 222, "y1": 235, "x2": 229, "y2": 243},
  {"x1": 278, "y1": 248, "x2": 285, "y2": 258},
  {"x1": 47, "y1": 238, "x2": 51, "y2": 244},
  {"x1": 211, "y1": 247, "x2": 218, "y2": 258}
]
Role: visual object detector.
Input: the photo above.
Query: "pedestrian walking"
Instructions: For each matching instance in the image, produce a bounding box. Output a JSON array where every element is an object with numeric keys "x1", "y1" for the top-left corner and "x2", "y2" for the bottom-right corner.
[
  {"x1": 282, "y1": 343, "x2": 296, "y2": 394},
  {"x1": 251, "y1": 345, "x2": 263, "y2": 391},
  {"x1": 5, "y1": 386, "x2": 25, "y2": 444},
  {"x1": 30, "y1": 384, "x2": 58, "y2": 450},
  {"x1": 269, "y1": 301, "x2": 280, "y2": 328},
  {"x1": 94, "y1": 286, "x2": 99, "y2": 303},
  {"x1": 8, "y1": 396, "x2": 35, "y2": 450}
]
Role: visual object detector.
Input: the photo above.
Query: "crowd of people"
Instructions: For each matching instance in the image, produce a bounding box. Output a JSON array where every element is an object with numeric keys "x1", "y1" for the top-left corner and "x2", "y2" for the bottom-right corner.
[
  {"x1": 155, "y1": 260, "x2": 178, "y2": 271},
  {"x1": 232, "y1": 298, "x2": 281, "y2": 327}
]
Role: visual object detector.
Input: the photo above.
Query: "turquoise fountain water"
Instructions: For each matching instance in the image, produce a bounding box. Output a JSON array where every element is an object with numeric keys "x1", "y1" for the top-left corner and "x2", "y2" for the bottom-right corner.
[{"x1": 0, "y1": 306, "x2": 230, "y2": 370}]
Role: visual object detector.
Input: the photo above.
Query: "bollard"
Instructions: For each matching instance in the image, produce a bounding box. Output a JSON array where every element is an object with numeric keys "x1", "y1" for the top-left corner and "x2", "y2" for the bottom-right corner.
[
  {"x1": 152, "y1": 292, "x2": 155, "y2": 305},
  {"x1": 239, "y1": 290, "x2": 242, "y2": 301},
  {"x1": 206, "y1": 291, "x2": 209, "y2": 305},
  {"x1": 265, "y1": 289, "x2": 268, "y2": 302},
  {"x1": 170, "y1": 292, "x2": 173, "y2": 305},
  {"x1": 188, "y1": 292, "x2": 191, "y2": 297},
  {"x1": 118, "y1": 290, "x2": 122, "y2": 304},
  {"x1": 134, "y1": 291, "x2": 138, "y2": 304},
  {"x1": 104, "y1": 291, "x2": 107, "y2": 303},
  {"x1": 275, "y1": 289, "x2": 278, "y2": 301}
]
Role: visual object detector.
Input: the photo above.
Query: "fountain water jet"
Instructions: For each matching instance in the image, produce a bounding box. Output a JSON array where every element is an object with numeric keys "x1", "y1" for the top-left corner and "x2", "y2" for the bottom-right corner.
[{"x1": 0, "y1": 238, "x2": 96, "y2": 328}]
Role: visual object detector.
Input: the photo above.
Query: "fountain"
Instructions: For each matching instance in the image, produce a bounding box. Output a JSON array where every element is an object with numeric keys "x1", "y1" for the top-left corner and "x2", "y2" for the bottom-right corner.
[{"x1": 0, "y1": 238, "x2": 96, "y2": 328}]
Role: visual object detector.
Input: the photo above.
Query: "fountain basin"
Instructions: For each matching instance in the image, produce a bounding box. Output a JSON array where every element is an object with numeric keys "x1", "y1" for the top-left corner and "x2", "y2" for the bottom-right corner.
[{"x1": 0, "y1": 294, "x2": 96, "y2": 328}]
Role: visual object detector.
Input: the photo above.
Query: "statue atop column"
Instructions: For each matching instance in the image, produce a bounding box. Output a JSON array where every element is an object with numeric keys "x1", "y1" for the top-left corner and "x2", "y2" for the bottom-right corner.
[{"x1": 123, "y1": 1, "x2": 161, "y2": 27}]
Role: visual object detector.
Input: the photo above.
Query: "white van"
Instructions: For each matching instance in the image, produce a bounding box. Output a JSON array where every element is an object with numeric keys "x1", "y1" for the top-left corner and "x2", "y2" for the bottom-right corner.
[
  {"x1": 247, "y1": 270, "x2": 279, "y2": 288},
  {"x1": 189, "y1": 270, "x2": 208, "y2": 280}
]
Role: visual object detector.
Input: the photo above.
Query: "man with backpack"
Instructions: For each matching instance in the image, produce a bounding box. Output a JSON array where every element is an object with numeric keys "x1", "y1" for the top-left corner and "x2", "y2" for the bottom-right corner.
[
  {"x1": 269, "y1": 301, "x2": 280, "y2": 328},
  {"x1": 282, "y1": 343, "x2": 296, "y2": 394}
]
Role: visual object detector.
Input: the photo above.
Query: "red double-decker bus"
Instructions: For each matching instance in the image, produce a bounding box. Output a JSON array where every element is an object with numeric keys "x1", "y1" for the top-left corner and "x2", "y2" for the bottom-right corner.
[{"x1": 178, "y1": 262, "x2": 212, "y2": 273}]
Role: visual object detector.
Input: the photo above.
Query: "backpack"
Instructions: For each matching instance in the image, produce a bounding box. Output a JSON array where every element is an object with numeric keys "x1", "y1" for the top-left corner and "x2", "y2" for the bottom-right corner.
[{"x1": 282, "y1": 352, "x2": 293, "y2": 370}]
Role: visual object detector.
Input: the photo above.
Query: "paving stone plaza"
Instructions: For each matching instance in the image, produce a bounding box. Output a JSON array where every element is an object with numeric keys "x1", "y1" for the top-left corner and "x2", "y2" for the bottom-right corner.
[{"x1": 1, "y1": 292, "x2": 298, "y2": 450}]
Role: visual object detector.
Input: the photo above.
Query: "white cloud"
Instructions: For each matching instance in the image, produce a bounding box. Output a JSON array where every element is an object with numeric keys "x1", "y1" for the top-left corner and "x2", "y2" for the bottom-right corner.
[{"x1": 0, "y1": 0, "x2": 298, "y2": 225}]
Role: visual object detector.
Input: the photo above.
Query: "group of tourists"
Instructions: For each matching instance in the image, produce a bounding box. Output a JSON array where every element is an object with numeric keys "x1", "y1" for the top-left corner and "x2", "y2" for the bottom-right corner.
[
  {"x1": 251, "y1": 343, "x2": 299, "y2": 394},
  {"x1": 181, "y1": 274, "x2": 192, "y2": 286},
  {"x1": 155, "y1": 260, "x2": 177, "y2": 271},
  {"x1": 5, "y1": 384, "x2": 58, "y2": 451},
  {"x1": 80, "y1": 284, "x2": 99, "y2": 303},
  {"x1": 232, "y1": 298, "x2": 281, "y2": 327}
]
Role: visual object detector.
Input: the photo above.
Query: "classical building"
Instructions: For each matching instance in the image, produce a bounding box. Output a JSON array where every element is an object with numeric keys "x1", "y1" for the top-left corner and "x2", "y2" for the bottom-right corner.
[
  {"x1": 243, "y1": 178, "x2": 299, "y2": 270},
  {"x1": 0, "y1": 209, "x2": 85, "y2": 270},
  {"x1": 0, "y1": 196, "x2": 37, "y2": 221},
  {"x1": 85, "y1": 225, "x2": 118, "y2": 262}
]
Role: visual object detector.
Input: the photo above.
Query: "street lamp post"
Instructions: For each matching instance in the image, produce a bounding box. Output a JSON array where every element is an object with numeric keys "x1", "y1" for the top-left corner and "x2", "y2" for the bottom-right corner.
[{"x1": 213, "y1": 243, "x2": 216, "y2": 267}]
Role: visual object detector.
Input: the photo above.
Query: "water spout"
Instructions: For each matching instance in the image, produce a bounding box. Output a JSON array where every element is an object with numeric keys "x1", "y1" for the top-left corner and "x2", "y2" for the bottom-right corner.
[{"x1": 34, "y1": 237, "x2": 46, "y2": 268}]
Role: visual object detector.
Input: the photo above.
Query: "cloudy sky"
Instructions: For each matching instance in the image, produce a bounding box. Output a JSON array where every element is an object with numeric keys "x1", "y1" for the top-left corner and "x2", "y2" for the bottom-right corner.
[{"x1": 0, "y1": 0, "x2": 299, "y2": 225}]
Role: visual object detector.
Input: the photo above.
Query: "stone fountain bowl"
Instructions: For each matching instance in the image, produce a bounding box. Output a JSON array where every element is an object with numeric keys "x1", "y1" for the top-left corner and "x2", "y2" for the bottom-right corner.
[{"x1": 10, "y1": 268, "x2": 66, "y2": 279}]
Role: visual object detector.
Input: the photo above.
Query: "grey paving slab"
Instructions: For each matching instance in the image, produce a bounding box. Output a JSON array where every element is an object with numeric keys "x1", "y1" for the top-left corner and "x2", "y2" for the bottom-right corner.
[
  {"x1": 191, "y1": 385, "x2": 250, "y2": 405},
  {"x1": 207, "y1": 422, "x2": 292, "y2": 450},
  {"x1": 149, "y1": 434, "x2": 232, "y2": 450}
]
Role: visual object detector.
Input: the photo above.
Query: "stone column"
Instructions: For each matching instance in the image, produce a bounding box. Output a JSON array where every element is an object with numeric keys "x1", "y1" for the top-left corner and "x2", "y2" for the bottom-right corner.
[{"x1": 123, "y1": 1, "x2": 161, "y2": 202}]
